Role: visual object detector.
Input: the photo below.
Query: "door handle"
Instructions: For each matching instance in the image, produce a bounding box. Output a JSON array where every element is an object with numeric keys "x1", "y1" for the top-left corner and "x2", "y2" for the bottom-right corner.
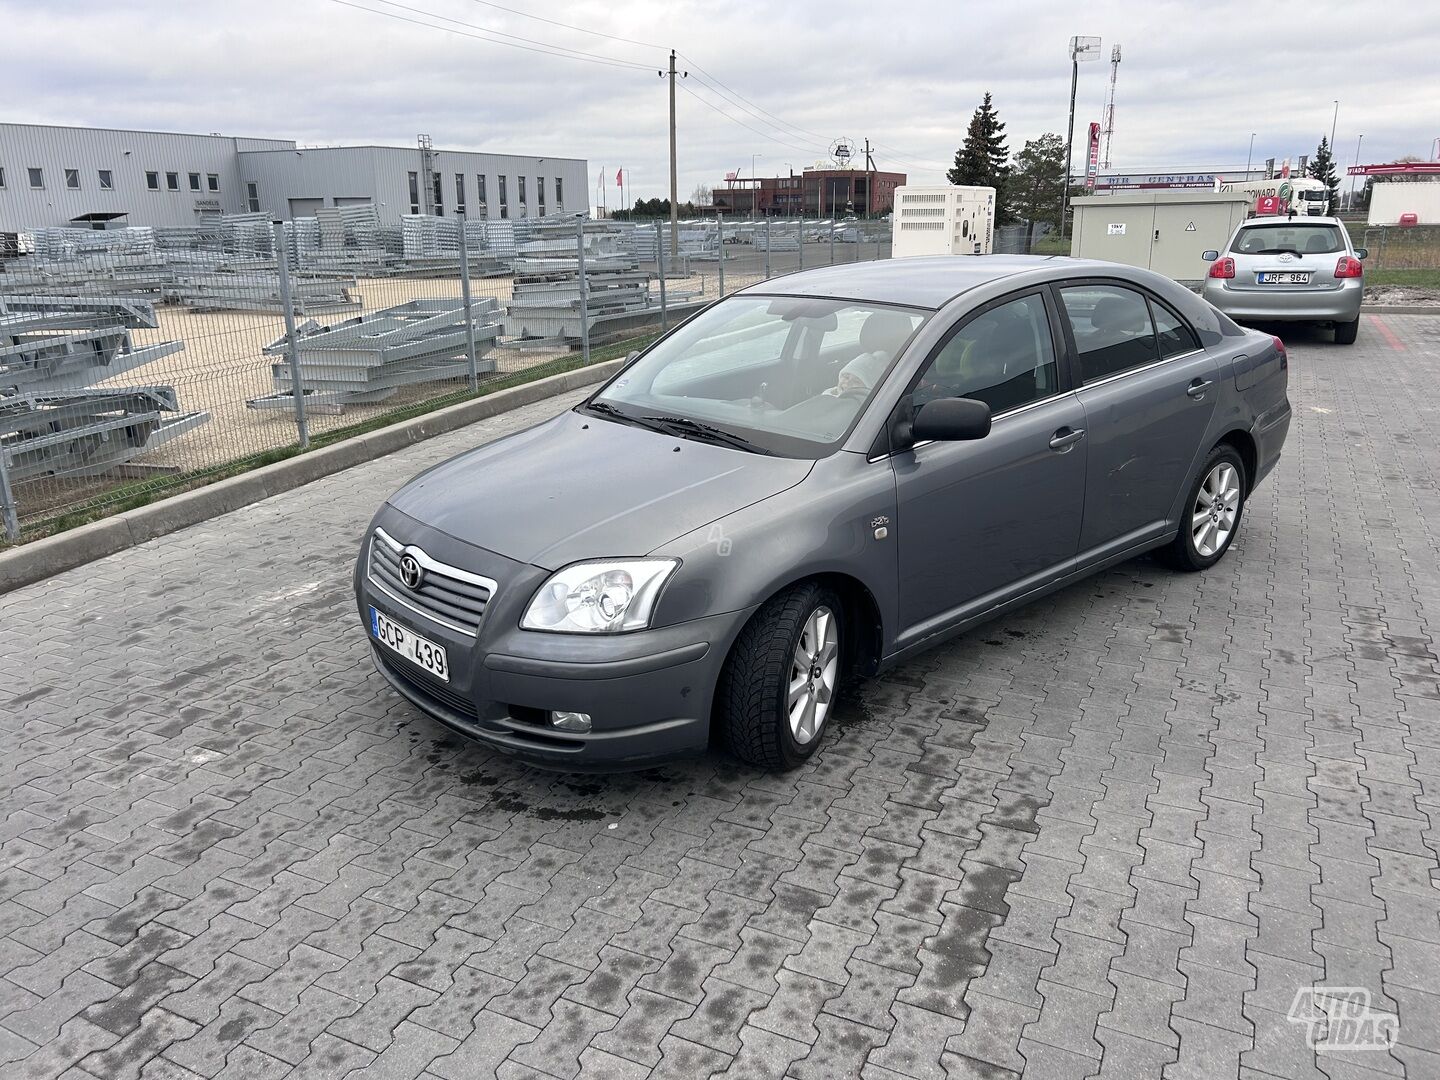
[
  {"x1": 1048, "y1": 427, "x2": 1086, "y2": 451},
  {"x1": 1186, "y1": 379, "x2": 1213, "y2": 398}
]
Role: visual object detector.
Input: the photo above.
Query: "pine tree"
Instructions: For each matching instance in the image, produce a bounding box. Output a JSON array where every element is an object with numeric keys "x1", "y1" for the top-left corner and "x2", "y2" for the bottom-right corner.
[
  {"x1": 948, "y1": 92, "x2": 1012, "y2": 223},
  {"x1": 1307, "y1": 137, "x2": 1341, "y2": 214},
  {"x1": 1009, "y1": 133, "x2": 1066, "y2": 231}
]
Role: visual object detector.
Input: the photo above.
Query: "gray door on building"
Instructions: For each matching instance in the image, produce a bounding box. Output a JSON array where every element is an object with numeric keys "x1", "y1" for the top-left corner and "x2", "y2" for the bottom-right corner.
[{"x1": 288, "y1": 197, "x2": 325, "y2": 218}]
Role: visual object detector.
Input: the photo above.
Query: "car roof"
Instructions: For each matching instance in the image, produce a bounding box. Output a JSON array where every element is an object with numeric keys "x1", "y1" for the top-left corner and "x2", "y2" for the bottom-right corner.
[
  {"x1": 739, "y1": 254, "x2": 1129, "y2": 310},
  {"x1": 1238, "y1": 215, "x2": 1345, "y2": 226}
]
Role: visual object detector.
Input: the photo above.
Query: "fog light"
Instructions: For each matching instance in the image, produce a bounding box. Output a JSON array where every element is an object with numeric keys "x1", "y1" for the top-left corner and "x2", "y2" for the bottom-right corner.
[{"x1": 550, "y1": 711, "x2": 592, "y2": 733}]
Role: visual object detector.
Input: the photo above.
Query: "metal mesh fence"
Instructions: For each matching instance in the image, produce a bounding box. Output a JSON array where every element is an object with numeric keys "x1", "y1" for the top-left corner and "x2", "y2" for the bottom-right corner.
[
  {"x1": 0, "y1": 203, "x2": 892, "y2": 543},
  {"x1": 1359, "y1": 224, "x2": 1440, "y2": 272}
]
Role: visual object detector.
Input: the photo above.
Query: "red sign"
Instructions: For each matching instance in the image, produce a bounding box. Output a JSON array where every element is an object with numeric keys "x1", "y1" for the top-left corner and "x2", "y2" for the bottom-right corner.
[
  {"x1": 1347, "y1": 162, "x2": 1440, "y2": 176},
  {"x1": 1255, "y1": 195, "x2": 1283, "y2": 215},
  {"x1": 1086, "y1": 122, "x2": 1101, "y2": 189}
]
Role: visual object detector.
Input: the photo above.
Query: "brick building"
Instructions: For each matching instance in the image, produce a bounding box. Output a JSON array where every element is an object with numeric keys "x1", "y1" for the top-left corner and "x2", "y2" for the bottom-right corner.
[{"x1": 712, "y1": 167, "x2": 906, "y2": 217}]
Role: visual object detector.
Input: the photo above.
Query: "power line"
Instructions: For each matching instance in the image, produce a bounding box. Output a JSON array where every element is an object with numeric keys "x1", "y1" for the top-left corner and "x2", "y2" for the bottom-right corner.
[
  {"x1": 330, "y1": 0, "x2": 951, "y2": 176},
  {"x1": 457, "y1": 0, "x2": 664, "y2": 52},
  {"x1": 679, "y1": 51, "x2": 949, "y2": 172},
  {"x1": 677, "y1": 84, "x2": 825, "y2": 160},
  {"x1": 328, "y1": 0, "x2": 654, "y2": 71}
]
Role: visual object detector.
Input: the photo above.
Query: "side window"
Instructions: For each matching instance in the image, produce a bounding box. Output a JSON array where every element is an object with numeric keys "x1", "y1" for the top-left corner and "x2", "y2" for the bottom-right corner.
[
  {"x1": 915, "y1": 294, "x2": 1058, "y2": 414},
  {"x1": 1058, "y1": 285, "x2": 1158, "y2": 383},
  {"x1": 1149, "y1": 300, "x2": 1200, "y2": 359}
]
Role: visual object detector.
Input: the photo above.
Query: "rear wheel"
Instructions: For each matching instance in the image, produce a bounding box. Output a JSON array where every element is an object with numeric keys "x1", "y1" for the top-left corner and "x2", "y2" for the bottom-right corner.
[
  {"x1": 1160, "y1": 446, "x2": 1247, "y2": 572},
  {"x1": 718, "y1": 582, "x2": 842, "y2": 770},
  {"x1": 1334, "y1": 316, "x2": 1359, "y2": 345}
]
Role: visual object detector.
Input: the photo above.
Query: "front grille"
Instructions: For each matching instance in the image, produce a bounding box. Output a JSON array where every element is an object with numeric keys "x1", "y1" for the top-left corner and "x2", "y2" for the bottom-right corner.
[
  {"x1": 369, "y1": 528, "x2": 494, "y2": 636},
  {"x1": 376, "y1": 648, "x2": 479, "y2": 721}
]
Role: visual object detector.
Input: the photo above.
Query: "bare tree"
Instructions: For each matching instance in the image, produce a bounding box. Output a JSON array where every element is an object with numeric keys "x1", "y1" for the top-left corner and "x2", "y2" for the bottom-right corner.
[{"x1": 690, "y1": 183, "x2": 714, "y2": 208}]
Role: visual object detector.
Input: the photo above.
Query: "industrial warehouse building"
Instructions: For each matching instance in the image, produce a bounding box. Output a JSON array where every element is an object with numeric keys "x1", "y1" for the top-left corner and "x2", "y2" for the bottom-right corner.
[{"x1": 0, "y1": 123, "x2": 588, "y2": 231}]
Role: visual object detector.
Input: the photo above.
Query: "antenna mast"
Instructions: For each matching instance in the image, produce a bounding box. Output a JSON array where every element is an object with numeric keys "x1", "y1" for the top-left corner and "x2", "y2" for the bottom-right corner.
[{"x1": 1100, "y1": 45, "x2": 1121, "y2": 170}]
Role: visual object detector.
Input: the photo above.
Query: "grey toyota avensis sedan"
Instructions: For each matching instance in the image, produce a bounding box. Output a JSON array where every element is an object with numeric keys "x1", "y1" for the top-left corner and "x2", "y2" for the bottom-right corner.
[{"x1": 355, "y1": 255, "x2": 1290, "y2": 771}]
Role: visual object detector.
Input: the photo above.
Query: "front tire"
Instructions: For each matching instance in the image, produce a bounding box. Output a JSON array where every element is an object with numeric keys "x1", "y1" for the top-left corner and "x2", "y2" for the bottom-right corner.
[
  {"x1": 1334, "y1": 316, "x2": 1359, "y2": 345},
  {"x1": 718, "y1": 583, "x2": 843, "y2": 770},
  {"x1": 1161, "y1": 446, "x2": 1247, "y2": 572}
]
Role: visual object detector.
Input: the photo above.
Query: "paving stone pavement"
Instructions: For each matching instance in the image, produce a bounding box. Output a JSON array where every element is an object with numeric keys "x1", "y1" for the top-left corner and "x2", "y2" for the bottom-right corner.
[{"x1": 3, "y1": 314, "x2": 1439, "y2": 1079}]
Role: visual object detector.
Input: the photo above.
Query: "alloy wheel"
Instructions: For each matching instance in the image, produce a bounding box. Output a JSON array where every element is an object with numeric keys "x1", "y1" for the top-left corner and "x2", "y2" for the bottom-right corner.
[
  {"x1": 787, "y1": 605, "x2": 839, "y2": 744},
  {"x1": 1192, "y1": 462, "x2": 1241, "y2": 558}
]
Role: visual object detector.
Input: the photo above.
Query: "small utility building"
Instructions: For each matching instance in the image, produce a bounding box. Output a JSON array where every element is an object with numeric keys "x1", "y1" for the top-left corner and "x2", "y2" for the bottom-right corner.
[{"x1": 1070, "y1": 191, "x2": 1253, "y2": 281}]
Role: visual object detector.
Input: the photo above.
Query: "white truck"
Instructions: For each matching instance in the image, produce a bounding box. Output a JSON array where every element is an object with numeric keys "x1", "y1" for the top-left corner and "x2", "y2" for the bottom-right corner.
[
  {"x1": 1215, "y1": 176, "x2": 1330, "y2": 216},
  {"x1": 891, "y1": 185, "x2": 996, "y2": 257}
]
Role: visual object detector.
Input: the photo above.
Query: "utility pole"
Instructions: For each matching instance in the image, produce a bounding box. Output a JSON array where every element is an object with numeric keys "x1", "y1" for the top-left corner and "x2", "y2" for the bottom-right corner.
[
  {"x1": 660, "y1": 50, "x2": 686, "y2": 259},
  {"x1": 1245, "y1": 133, "x2": 1256, "y2": 177}
]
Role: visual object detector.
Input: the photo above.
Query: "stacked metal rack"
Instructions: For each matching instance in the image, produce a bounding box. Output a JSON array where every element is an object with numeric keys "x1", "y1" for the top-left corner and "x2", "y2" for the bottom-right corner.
[
  {"x1": 0, "y1": 294, "x2": 209, "y2": 485},
  {"x1": 246, "y1": 296, "x2": 504, "y2": 411}
]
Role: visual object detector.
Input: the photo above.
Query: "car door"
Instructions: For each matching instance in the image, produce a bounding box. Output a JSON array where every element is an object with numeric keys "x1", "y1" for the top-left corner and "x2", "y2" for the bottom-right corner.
[
  {"x1": 891, "y1": 289, "x2": 1087, "y2": 651},
  {"x1": 1054, "y1": 281, "x2": 1220, "y2": 562}
]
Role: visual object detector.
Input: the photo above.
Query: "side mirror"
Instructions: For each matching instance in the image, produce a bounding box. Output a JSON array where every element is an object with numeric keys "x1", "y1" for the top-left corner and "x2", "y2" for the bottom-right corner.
[
  {"x1": 1354, "y1": 247, "x2": 1368, "y2": 260},
  {"x1": 1201, "y1": 250, "x2": 1220, "y2": 262},
  {"x1": 911, "y1": 397, "x2": 992, "y2": 443}
]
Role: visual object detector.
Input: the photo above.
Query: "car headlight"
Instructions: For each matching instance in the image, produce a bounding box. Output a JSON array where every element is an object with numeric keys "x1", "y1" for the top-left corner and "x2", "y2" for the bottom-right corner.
[{"x1": 521, "y1": 559, "x2": 679, "y2": 633}]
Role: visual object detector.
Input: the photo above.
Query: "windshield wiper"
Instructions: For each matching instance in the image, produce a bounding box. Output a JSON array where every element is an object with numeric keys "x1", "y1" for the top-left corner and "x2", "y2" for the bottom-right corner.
[
  {"x1": 583, "y1": 400, "x2": 654, "y2": 429},
  {"x1": 1254, "y1": 247, "x2": 1302, "y2": 257},
  {"x1": 638, "y1": 414, "x2": 772, "y2": 455}
]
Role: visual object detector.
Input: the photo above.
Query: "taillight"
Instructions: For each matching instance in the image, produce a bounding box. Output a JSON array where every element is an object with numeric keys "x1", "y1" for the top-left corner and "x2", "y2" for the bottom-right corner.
[
  {"x1": 1208, "y1": 257, "x2": 1236, "y2": 279},
  {"x1": 1272, "y1": 335, "x2": 1287, "y2": 369},
  {"x1": 1334, "y1": 256, "x2": 1364, "y2": 278}
]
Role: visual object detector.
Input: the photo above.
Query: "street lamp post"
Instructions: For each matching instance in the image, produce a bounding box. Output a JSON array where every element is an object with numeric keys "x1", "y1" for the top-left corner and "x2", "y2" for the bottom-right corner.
[
  {"x1": 751, "y1": 154, "x2": 761, "y2": 217},
  {"x1": 1061, "y1": 36, "x2": 1101, "y2": 243},
  {"x1": 1350, "y1": 134, "x2": 1364, "y2": 211},
  {"x1": 1245, "y1": 133, "x2": 1256, "y2": 177},
  {"x1": 1330, "y1": 101, "x2": 1339, "y2": 154}
]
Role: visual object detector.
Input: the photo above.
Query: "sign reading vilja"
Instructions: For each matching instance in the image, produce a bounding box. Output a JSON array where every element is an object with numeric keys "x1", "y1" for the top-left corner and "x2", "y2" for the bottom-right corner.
[{"x1": 1086, "y1": 123, "x2": 1101, "y2": 190}]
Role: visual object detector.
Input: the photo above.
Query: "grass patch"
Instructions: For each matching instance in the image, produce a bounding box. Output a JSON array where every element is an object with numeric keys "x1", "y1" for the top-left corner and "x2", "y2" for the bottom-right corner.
[
  {"x1": 1366, "y1": 267, "x2": 1440, "y2": 290},
  {"x1": 2, "y1": 332, "x2": 658, "y2": 549}
]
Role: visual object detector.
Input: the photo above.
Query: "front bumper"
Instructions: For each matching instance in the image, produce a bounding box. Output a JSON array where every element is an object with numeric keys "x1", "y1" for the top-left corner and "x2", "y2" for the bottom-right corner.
[
  {"x1": 1202, "y1": 279, "x2": 1363, "y2": 323},
  {"x1": 354, "y1": 508, "x2": 751, "y2": 770}
]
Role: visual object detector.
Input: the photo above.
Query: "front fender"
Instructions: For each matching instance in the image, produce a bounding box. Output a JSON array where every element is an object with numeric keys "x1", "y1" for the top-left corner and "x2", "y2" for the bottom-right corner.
[{"x1": 649, "y1": 451, "x2": 899, "y2": 652}]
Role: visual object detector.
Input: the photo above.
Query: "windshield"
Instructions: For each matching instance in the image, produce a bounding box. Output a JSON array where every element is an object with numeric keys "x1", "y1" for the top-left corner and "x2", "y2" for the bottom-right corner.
[
  {"x1": 1298, "y1": 190, "x2": 1326, "y2": 201},
  {"x1": 1231, "y1": 222, "x2": 1343, "y2": 256},
  {"x1": 590, "y1": 295, "x2": 927, "y2": 456}
]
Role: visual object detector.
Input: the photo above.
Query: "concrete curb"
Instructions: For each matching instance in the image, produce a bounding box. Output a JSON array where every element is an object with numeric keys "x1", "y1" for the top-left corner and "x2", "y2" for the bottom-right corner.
[
  {"x1": 1361, "y1": 305, "x2": 1440, "y2": 316},
  {"x1": 0, "y1": 359, "x2": 624, "y2": 595}
]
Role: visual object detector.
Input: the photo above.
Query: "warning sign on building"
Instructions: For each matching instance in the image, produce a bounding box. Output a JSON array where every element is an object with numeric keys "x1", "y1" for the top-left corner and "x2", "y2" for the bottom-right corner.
[{"x1": 1185, "y1": 221, "x2": 1197, "y2": 232}]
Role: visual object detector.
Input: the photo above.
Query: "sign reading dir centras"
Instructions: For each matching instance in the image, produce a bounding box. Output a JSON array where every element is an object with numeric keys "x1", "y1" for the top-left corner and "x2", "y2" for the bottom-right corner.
[{"x1": 1095, "y1": 173, "x2": 1219, "y2": 189}]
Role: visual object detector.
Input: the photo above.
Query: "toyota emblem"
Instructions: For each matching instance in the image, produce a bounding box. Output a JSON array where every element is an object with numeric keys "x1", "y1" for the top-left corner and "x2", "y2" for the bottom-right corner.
[
  {"x1": 1278, "y1": 252, "x2": 1293, "y2": 262},
  {"x1": 399, "y1": 552, "x2": 425, "y2": 591}
]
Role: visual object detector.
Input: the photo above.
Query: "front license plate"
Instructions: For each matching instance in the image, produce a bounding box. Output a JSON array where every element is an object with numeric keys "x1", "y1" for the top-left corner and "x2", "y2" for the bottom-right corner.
[
  {"x1": 1257, "y1": 271, "x2": 1311, "y2": 284},
  {"x1": 371, "y1": 607, "x2": 449, "y2": 682}
]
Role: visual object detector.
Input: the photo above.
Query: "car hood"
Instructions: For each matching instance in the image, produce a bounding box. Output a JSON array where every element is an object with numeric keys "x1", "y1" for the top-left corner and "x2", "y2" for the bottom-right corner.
[{"x1": 386, "y1": 408, "x2": 814, "y2": 570}]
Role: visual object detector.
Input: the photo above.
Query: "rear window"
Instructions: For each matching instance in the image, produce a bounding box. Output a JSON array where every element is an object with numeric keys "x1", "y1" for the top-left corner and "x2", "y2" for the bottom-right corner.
[{"x1": 1231, "y1": 223, "x2": 1343, "y2": 256}]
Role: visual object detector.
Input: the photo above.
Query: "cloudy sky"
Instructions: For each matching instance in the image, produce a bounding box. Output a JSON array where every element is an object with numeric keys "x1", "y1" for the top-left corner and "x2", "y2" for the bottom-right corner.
[{"x1": 9, "y1": 0, "x2": 1438, "y2": 207}]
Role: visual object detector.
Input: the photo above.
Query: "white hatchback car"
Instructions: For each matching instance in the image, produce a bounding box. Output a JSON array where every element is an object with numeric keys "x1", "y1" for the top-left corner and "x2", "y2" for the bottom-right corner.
[{"x1": 1200, "y1": 216, "x2": 1367, "y2": 344}]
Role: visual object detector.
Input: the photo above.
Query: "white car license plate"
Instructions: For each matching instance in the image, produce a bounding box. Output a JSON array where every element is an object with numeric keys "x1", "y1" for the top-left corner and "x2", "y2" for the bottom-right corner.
[
  {"x1": 371, "y1": 607, "x2": 449, "y2": 682},
  {"x1": 1257, "y1": 271, "x2": 1311, "y2": 284}
]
